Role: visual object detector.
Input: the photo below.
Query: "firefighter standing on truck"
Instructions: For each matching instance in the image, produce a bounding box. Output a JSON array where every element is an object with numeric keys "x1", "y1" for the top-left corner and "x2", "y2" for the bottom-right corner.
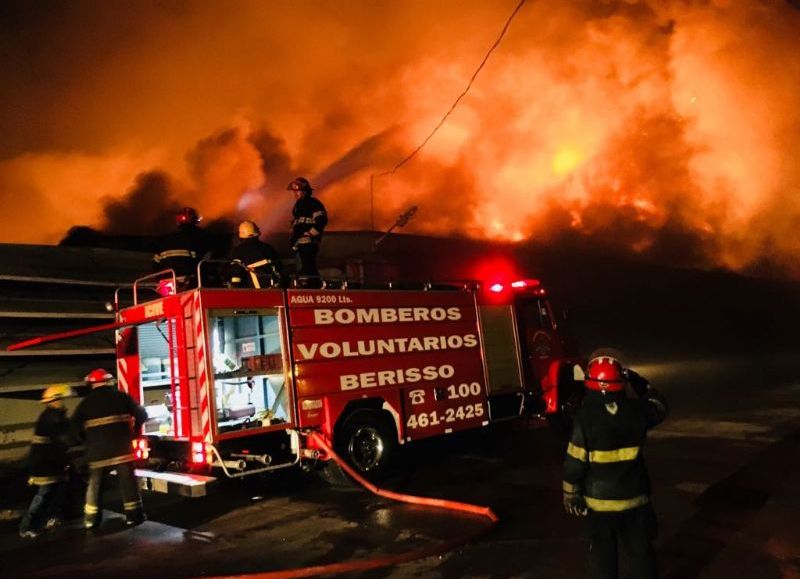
[
  {"x1": 228, "y1": 220, "x2": 286, "y2": 288},
  {"x1": 288, "y1": 177, "x2": 327, "y2": 287},
  {"x1": 562, "y1": 353, "x2": 668, "y2": 579},
  {"x1": 18, "y1": 385, "x2": 79, "y2": 539},
  {"x1": 74, "y1": 368, "x2": 148, "y2": 529},
  {"x1": 153, "y1": 207, "x2": 212, "y2": 288}
]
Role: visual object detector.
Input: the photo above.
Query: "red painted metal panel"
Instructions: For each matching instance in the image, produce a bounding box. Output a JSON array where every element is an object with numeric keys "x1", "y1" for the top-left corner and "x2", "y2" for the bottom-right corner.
[
  {"x1": 115, "y1": 327, "x2": 140, "y2": 401},
  {"x1": 287, "y1": 289, "x2": 489, "y2": 441},
  {"x1": 295, "y1": 350, "x2": 485, "y2": 395},
  {"x1": 197, "y1": 288, "x2": 285, "y2": 309},
  {"x1": 400, "y1": 382, "x2": 488, "y2": 441},
  {"x1": 290, "y1": 322, "x2": 481, "y2": 363},
  {"x1": 287, "y1": 289, "x2": 473, "y2": 310}
]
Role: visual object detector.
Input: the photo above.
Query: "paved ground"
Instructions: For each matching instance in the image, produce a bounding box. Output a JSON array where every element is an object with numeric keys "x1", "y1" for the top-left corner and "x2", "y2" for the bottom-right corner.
[{"x1": 1, "y1": 354, "x2": 799, "y2": 579}]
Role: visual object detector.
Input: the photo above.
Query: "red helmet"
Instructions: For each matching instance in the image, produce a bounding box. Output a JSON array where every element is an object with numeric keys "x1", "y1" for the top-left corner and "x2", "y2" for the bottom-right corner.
[
  {"x1": 176, "y1": 207, "x2": 200, "y2": 226},
  {"x1": 585, "y1": 356, "x2": 625, "y2": 392},
  {"x1": 85, "y1": 368, "x2": 115, "y2": 386},
  {"x1": 287, "y1": 177, "x2": 313, "y2": 193}
]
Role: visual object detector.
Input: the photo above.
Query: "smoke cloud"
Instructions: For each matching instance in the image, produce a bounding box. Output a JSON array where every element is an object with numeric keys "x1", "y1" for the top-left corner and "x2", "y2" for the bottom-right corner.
[{"x1": 1, "y1": 0, "x2": 799, "y2": 277}]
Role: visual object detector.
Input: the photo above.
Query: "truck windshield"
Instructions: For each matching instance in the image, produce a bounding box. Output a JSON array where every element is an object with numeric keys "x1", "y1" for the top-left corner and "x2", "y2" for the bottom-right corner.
[
  {"x1": 208, "y1": 309, "x2": 289, "y2": 434},
  {"x1": 519, "y1": 298, "x2": 554, "y2": 331}
]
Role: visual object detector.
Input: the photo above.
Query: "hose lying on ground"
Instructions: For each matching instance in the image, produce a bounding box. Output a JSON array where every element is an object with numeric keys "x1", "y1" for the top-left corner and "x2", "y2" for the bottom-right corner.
[{"x1": 196, "y1": 431, "x2": 499, "y2": 579}]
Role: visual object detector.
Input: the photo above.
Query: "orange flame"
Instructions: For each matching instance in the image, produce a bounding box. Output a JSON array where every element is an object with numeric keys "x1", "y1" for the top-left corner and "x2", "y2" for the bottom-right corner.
[{"x1": 1, "y1": 1, "x2": 799, "y2": 277}]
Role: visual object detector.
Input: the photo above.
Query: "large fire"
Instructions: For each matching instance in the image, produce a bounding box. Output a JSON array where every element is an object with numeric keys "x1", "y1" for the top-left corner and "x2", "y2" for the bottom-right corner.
[{"x1": 1, "y1": 1, "x2": 799, "y2": 277}]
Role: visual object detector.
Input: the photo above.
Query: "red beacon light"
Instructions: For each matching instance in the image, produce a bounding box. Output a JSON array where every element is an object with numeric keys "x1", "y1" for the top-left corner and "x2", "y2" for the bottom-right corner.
[
  {"x1": 510, "y1": 278, "x2": 546, "y2": 295},
  {"x1": 489, "y1": 283, "x2": 505, "y2": 293}
]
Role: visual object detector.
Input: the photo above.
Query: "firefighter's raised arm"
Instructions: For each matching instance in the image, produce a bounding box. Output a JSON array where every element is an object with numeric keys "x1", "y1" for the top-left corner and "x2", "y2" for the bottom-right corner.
[{"x1": 625, "y1": 368, "x2": 668, "y2": 428}]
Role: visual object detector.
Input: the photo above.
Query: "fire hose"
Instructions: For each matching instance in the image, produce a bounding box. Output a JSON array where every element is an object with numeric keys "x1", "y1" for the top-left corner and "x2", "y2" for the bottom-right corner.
[{"x1": 196, "y1": 431, "x2": 499, "y2": 579}]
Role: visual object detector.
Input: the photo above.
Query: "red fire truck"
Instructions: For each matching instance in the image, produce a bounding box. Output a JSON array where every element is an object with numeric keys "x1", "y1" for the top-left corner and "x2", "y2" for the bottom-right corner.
[{"x1": 14, "y1": 269, "x2": 583, "y2": 496}]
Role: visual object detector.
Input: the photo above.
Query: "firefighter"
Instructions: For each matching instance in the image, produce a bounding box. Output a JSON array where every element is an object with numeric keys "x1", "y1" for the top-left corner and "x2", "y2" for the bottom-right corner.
[
  {"x1": 18, "y1": 384, "x2": 78, "y2": 539},
  {"x1": 152, "y1": 206, "x2": 212, "y2": 289},
  {"x1": 562, "y1": 353, "x2": 668, "y2": 579},
  {"x1": 73, "y1": 368, "x2": 148, "y2": 530},
  {"x1": 288, "y1": 177, "x2": 327, "y2": 288},
  {"x1": 228, "y1": 220, "x2": 286, "y2": 288}
]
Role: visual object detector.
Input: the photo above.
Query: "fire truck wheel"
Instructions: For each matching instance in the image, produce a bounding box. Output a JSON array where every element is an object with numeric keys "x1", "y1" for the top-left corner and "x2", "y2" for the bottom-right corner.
[{"x1": 324, "y1": 409, "x2": 397, "y2": 485}]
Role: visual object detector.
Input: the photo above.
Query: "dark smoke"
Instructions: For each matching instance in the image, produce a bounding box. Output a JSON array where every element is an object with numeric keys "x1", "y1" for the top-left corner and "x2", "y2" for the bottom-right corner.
[{"x1": 101, "y1": 171, "x2": 181, "y2": 235}]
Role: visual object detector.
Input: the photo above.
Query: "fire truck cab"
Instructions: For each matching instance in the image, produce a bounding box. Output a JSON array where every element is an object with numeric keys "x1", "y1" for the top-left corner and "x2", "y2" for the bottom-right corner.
[{"x1": 116, "y1": 273, "x2": 582, "y2": 496}]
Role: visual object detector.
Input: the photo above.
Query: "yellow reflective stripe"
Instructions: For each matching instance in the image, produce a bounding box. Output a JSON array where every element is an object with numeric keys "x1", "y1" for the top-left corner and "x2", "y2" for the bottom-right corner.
[
  {"x1": 295, "y1": 236, "x2": 313, "y2": 245},
  {"x1": 247, "y1": 259, "x2": 269, "y2": 269},
  {"x1": 28, "y1": 475, "x2": 62, "y2": 485},
  {"x1": 84, "y1": 414, "x2": 131, "y2": 428},
  {"x1": 567, "y1": 442, "x2": 587, "y2": 462},
  {"x1": 124, "y1": 500, "x2": 143, "y2": 510},
  {"x1": 157, "y1": 249, "x2": 195, "y2": 259},
  {"x1": 31, "y1": 435, "x2": 50, "y2": 444},
  {"x1": 589, "y1": 446, "x2": 640, "y2": 463},
  {"x1": 311, "y1": 211, "x2": 325, "y2": 219},
  {"x1": 585, "y1": 494, "x2": 649, "y2": 512},
  {"x1": 249, "y1": 271, "x2": 261, "y2": 289},
  {"x1": 89, "y1": 454, "x2": 135, "y2": 469},
  {"x1": 563, "y1": 481, "x2": 581, "y2": 493},
  {"x1": 84, "y1": 504, "x2": 99, "y2": 514},
  {"x1": 308, "y1": 228, "x2": 320, "y2": 237}
]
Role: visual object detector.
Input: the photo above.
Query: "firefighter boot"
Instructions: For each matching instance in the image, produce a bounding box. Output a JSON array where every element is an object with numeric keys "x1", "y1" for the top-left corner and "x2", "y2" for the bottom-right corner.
[
  {"x1": 124, "y1": 508, "x2": 146, "y2": 527},
  {"x1": 83, "y1": 505, "x2": 101, "y2": 531}
]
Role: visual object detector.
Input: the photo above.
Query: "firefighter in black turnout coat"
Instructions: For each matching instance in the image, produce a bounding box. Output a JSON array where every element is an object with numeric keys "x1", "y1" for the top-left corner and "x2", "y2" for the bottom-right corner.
[
  {"x1": 19, "y1": 385, "x2": 78, "y2": 538},
  {"x1": 74, "y1": 368, "x2": 148, "y2": 529},
  {"x1": 563, "y1": 354, "x2": 668, "y2": 579},
  {"x1": 228, "y1": 220, "x2": 286, "y2": 288},
  {"x1": 153, "y1": 207, "x2": 212, "y2": 287},
  {"x1": 288, "y1": 177, "x2": 327, "y2": 287}
]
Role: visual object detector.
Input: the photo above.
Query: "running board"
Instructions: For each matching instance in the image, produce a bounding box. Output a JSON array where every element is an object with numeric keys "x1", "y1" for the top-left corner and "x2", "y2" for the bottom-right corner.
[{"x1": 135, "y1": 468, "x2": 216, "y2": 498}]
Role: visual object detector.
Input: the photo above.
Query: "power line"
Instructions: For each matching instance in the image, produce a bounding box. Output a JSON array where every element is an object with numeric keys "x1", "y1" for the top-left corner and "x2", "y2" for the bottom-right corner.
[{"x1": 377, "y1": 0, "x2": 527, "y2": 178}]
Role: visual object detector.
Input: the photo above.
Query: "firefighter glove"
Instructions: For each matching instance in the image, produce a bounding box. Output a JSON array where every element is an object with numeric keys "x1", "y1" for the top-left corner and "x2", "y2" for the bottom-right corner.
[
  {"x1": 624, "y1": 368, "x2": 651, "y2": 397},
  {"x1": 563, "y1": 492, "x2": 588, "y2": 517}
]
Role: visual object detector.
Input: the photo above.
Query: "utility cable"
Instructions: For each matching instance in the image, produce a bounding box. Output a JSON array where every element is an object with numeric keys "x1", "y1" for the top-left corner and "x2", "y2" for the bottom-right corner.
[
  {"x1": 377, "y1": 0, "x2": 527, "y2": 178},
  {"x1": 369, "y1": 0, "x2": 527, "y2": 232}
]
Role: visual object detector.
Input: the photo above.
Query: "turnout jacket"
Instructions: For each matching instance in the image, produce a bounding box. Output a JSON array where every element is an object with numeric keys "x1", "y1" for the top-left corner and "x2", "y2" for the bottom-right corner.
[
  {"x1": 229, "y1": 237, "x2": 286, "y2": 288},
  {"x1": 563, "y1": 373, "x2": 668, "y2": 512},
  {"x1": 73, "y1": 385, "x2": 147, "y2": 469},
  {"x1": 290, "y1": 196, "x2": 327, "y2": 248},
  {"x1": 28, "y1": 406, "x2": 76, "y2": 485},
  {"x1": 153, "y1": 224, "x2": 212, "y2": 278}
]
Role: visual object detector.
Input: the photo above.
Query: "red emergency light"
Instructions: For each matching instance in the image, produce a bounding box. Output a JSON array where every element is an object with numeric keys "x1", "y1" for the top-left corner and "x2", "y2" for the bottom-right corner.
[
  {"x1": 132, "y1": 438, "x2": 150, "y2": 461},
  {"x1": 489, "y1": 283, "x2": 505, "y2": 293},
  {"x1": 190, "y1": 441, "x2": 213, "y2": 465}
]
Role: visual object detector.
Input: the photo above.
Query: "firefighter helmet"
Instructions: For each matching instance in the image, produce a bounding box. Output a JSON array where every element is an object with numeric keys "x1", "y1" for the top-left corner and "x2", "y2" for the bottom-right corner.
[
  {"x1": 41, "y1": 384, "x2": 75, "y2": 404},
  {"x1": 585, "y1": 356, "x2": 625, "y2": 392},
  {"x1": 176, "y1": 207, "x2": 200, "y2": 227},
  {"x1": 238, "y1": 220, "x2": 260, "y2": 239},
  {"x1": 85, "y1": 368, "x2": 115, "y2": 387},
  {"x1": 287, "y1": 177, "x2": 313, "y2": 193}
]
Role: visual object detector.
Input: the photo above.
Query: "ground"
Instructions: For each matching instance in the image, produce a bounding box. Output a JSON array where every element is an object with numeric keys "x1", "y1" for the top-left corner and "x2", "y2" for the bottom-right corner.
[{"x1": 1, "y1": 354, "x2": 799, "y2": 579}]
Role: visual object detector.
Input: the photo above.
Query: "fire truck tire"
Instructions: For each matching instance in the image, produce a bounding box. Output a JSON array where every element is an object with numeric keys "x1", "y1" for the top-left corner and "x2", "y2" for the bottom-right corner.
[{"x1": 323, "y1": 409, "x2": 397, "y2": 485}]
